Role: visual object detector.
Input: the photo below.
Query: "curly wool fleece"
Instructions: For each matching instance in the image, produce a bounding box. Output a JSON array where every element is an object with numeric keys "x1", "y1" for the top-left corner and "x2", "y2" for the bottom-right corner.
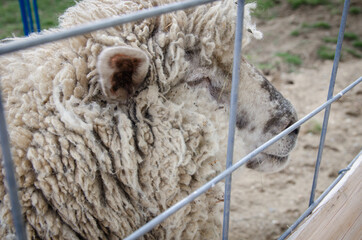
[{"x1": 0, "y1": 0, "x2": 262, "y2": 239}]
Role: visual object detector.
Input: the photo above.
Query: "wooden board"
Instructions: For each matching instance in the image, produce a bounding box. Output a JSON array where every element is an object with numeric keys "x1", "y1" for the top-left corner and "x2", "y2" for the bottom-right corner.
[{"x1": 287, "y1": 154, "x2": 362, "y2": 240}]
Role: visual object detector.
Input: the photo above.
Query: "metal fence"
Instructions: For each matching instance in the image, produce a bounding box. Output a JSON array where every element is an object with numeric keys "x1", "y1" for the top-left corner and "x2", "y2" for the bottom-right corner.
[{"x1": 0, "y1": 0, "x2": 360, "y2": 239}]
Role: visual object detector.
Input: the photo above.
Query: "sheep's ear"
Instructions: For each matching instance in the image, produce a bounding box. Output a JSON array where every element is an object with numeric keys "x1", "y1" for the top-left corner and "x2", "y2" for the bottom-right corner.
[{"x1": 97, "y1": 46, "x2": 149, "y2": 102}]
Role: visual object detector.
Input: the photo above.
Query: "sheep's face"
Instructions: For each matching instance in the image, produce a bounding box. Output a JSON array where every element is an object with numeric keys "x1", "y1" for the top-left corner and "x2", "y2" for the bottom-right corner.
[
  {"x1": 97, "y1": 46, "x2": 298, "y2": 173},
  {"x1": 235, "y1": 60, "x2": 299, "y2": 172}
]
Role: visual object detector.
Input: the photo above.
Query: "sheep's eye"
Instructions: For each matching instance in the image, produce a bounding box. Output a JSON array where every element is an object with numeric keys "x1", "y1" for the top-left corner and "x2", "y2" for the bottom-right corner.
[
  {"x1": 187, "y1": 77, "x2": 211, "y2": 87},
  {"x1": 187, "y1": 77, "x2": 226, "y2": 102}
]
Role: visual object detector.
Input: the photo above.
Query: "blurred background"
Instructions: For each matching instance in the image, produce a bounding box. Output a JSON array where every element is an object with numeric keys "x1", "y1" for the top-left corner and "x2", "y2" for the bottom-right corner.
[{"x1": 0, "y1": 0, "x2": 74, "y2": 39}]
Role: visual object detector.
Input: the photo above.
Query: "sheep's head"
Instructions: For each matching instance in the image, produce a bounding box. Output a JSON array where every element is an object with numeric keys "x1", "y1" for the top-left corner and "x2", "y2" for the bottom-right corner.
[
  {"x1": 93, "y1": 1, "x2": 298, "y2": 173},
  {"x1": 96, "y1": 44, "x2": 298, "y2": 173},
  {"x1": 0, "y1": 1, "x2": 302, "y2": 239}
]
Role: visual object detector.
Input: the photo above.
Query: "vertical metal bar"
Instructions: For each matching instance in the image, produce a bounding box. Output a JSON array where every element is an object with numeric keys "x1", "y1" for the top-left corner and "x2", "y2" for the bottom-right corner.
[
  {"x1": 24, "y1": 0, "x2": 34, "y2": 33},
  {"x1": 222, "y1": 0, "x2": 245, "y2": 239},
  {"x1": 18, "y1": 0, "x2": 30, "y2": 36},
  {"x1": 309, "y1": 0, "x2": 350, "y2": 206},
  {"x1": 32, "y1": 0, "x2": 41, "y2": 32},
  {"x1": 0, "y1": 89, "x2": 27, "y2": 240}
]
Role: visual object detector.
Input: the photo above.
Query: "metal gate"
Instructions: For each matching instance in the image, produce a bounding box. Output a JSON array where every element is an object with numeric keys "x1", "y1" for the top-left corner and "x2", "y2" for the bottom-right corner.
[{"x1": 0, "y1": 0, "x2": 360, "y2": 239}]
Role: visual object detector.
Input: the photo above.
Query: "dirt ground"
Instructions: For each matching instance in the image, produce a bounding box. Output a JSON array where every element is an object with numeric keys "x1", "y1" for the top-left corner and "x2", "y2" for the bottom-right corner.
[{"x1": 227, "y1": 2, "x2": 362, "y2": 240}]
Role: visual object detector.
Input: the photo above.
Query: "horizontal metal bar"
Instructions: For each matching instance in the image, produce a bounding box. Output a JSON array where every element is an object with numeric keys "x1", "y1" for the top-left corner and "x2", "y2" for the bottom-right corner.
[
  {"x1": 278, "y1": 149, "x2": 362, "y2": 240},
  {"x1": 124, "y1": 77, "x2": 361, "y2": 240},
  {"x1": 0, "y1": 0, "x2": 219, "y2": 55}
]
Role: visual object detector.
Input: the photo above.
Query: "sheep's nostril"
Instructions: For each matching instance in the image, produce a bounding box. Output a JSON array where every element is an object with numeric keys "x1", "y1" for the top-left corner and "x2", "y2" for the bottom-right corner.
[
  {"x1": 292, "y1": 127, "x2": 300, "y2": 135},
  {"x1": 285, "y1": 121, "x2": 299, "y2": 136}
]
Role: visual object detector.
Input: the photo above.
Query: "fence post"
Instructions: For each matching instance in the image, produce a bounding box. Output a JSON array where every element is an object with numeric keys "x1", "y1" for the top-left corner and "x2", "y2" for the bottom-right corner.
[
  {"x1": 24, "y1": 0, "x2": 34, "y2": 33},
  {"x1": 18, "y1": 0, "x2": 41, "y2": 36},
  {"x1": 33, "y1": 0, "x2": 41, "y2": 32},
  {"x1": 18, "y1": 0, "x2": 30, "y2": 35}
]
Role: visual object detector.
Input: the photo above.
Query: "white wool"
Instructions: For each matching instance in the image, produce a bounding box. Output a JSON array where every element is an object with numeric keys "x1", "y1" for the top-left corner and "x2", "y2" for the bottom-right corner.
[
  {"x1": 53, "y1": 85, "x2": 93, "y2": 133},
  {"x1": 243, "y1": 2, "x2": 264, "y2": 46}
]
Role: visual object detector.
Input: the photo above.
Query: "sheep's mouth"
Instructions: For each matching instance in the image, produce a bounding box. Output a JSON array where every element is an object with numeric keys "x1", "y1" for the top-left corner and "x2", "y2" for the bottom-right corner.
[{"x1": 246, "y1": 153, "x2": 289, "y2": 172}]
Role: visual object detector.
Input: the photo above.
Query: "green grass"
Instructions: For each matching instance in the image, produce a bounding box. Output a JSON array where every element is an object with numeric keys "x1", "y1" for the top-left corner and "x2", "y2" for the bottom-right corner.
[
  {"x1": 257, "y1": 62, "x2": 278, "y2": 71},
  {"x1": 288, "y1": 0, "x2": 326, "y2": 9},
  {"x1": 344, "y1": 32, "x2": 359, "y2": 41},
  {"x1": 319, "y1": 33, "x2": 362, "y2": 60},
  {"x1": 323, "y1": 33, "x2": 359, "y2": 44},
  {"x1": 246, "y1": 0, "x2": 280, "y2": 19},
  {"x1": 349, "y1": 6, "x2": 361, "y2": 15},
  {"x1": 302, "y1": 21, "x2": 331, "y2": 29},
  {"x1": 0, "y1": 0, "x2": 75, "y2": 39},
  {"x1": 276, "y1": 52, "x2": 302, "y2": 66},
  {"x1": 317, "y1": 45, "x2": 335, "y2": 60},
  {"x1": 323, "y1": 36, "x2": 338, "y2": 43},
  {"x1": 352, "y1": 40, "x2": 362, "y2": 49},
  {"x1": 249, "y1": 0, "x2": 278, "y2": 10},
  {"x1": 345, "y1": 48, "x2": 362, "y2": 58},
  {"x1": 310, "y1": 22, "x2": 331, "y2": 29},
  {"x1": 307, "y1": 120, "x2": 322, "y2": 135},
  {"x1": 0, "y1": 1, "x2": 22, "y2": 39},
  {"x1": 290, "y1": 30, "x2": 300, "y2": 36}
]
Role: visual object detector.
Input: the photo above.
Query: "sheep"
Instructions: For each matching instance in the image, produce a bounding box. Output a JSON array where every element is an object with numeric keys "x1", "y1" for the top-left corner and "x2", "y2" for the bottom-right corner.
[{"x1": 0, "y1": 0, "x2": 299, "y2": 239}]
